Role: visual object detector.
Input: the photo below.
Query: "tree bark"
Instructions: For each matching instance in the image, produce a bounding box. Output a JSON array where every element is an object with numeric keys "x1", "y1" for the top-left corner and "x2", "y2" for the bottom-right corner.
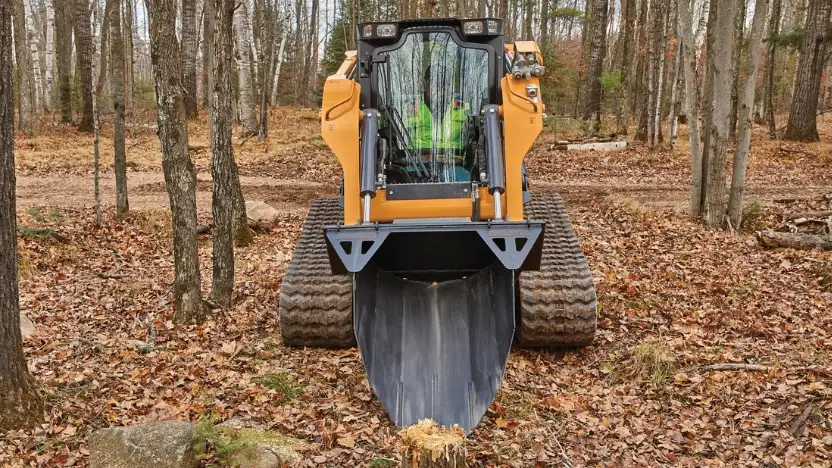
[
  {"x1": 616, "y1": 0, "x2": 637, "y2": 135},
  {"x1": 96, "y1": 0, "x2": 112, "y2": 100},
  {"x1": 703, "y1": 0, "x2": 737, "y2": 227},
  {"x1": 123, "y1": 0, "x2": 134, "y2": 115},
  {"x1": 634, "y1": 0, "x2": 650, "y2": 140},
  {"x1": 680, "y1": 0, "x2": 704, "y2": 217},
  {"x1": 182, "y1": 0, "x2": 198, "y2": 118},
  {"x1": 233, "y1": 0, "x2": 258, "y2": 137},
  {"x1": 729, "y1": 0, "x2": 746, "y2": 140},
  {"x1": 210, "y1": 0, "x2": 236, "y2": 309},
  {"x1": 783, "y1": 0, "x2": 832, "y2": 141},
  {"x1": 73, "y1": 0, "x2": 95, "y2": 132},
  {"x1": 12, "y1": 0, "x2": 33, "y2": 132},
  {"x1": 0, "y1": 1, "x2": 44, "y2": 430},
  {"x1": 23, "y1": 0, "x2": 43, "y2": 113},
  {"x1": 269, "y1": 28, "x2": 287, "y2": 106},
  {"x1": 44, "y1": 0, "x2": 55, "y2": 110},
  {"x1": 647, "y1": 0, "x2": 668, "y2": 148},
  {"x1": 756, "y1": 231, "x2": 832, "y2": 250},
  {"x1": 147, "y1": 0, "x2": 207, "y2": 323},
  {"x1": 55, "y1": 0, "x2": 73, "y2": 123},
  {"x1": 727, "y1": 0, "x2": 768, "y2": 228},
  {"x1": 763, "y1": 0, "x2": 781, "y2": 138},
  {"x1": 110, "y1": 0, "x2": 128, "y2": 216},
  {"x1": 581, "y1": 0, "x2": 608, "y2": 126},
  {"x1": 201, "y1": 0, "x2": 214, "y2": 112}
]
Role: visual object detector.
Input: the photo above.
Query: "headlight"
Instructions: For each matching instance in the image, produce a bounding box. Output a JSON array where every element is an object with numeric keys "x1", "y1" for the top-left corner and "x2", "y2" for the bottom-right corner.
[
  {"x1": 463, "y1": 21, "x2": 484, "y2": 34},
  {"x1": 362, "y1": 24, "x2": 373, "y2": 37},
  {"x1": 376, "y1": 24, "x2": 397, "y2": 37},
  {"x1": 487, "y1": 19, "x2": 499, "y2": 33}
]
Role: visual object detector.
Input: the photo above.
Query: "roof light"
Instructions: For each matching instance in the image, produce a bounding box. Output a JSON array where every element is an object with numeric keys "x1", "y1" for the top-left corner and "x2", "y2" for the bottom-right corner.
[
  {"x1": 363, "y1": 24, "x2": 373, "y2": 37},
  {"x1": 463, "y1": 21, "x2": 484, "y2": 35},
  {"x1": 376, "y1": 23, "x2": 397, "y2": 37},
  {"x1": 487, "y1": 19, "x2": 499, "y2": 33}
]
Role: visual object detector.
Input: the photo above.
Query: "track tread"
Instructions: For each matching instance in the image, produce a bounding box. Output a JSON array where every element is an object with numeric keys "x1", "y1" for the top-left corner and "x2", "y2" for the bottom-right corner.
[
  {"x1": 518, "y1": 194, "x2": 598, "y2": 347},
  {"x1": 279, "y1": 199, "x2": 355, "y2": 348}
]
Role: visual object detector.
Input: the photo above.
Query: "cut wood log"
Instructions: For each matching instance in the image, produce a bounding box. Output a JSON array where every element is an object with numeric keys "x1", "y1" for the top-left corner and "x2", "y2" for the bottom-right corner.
[
  {"x1": 787, "y1": 210, "x2": 832, "y2": 220},
  {"x1": 399, "y1": 420, "x2": 466, "y2": 468},
  {"x1": 554, "y1": 140, "x2": 628, "y2": 152},
  {"x1": 756, "y1": 231, "x2": 832, "y2": 250}
]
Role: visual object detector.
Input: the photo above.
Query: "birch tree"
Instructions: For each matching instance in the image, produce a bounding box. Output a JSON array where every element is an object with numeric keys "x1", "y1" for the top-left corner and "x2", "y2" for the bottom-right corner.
[{"x1": 233, "y1": 0, "x2": 258, "y2": 136}]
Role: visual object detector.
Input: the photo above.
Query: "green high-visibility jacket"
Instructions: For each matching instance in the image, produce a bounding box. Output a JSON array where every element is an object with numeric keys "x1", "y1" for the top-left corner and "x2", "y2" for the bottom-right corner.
[{"x1": 404, "y1": 99, "x2": 469, "y2": 150}]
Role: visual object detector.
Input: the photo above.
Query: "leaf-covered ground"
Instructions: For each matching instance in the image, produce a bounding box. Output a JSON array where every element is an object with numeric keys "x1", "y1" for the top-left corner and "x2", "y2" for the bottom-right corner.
[{"x1": 2, "y1": 110, "x2": 831, "y2": 467}]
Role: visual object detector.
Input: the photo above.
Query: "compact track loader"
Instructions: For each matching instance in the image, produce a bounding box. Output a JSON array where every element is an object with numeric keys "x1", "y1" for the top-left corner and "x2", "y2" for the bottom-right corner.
[{"x1": 279, "y1": 18, "x2": 597, "y2": 434}]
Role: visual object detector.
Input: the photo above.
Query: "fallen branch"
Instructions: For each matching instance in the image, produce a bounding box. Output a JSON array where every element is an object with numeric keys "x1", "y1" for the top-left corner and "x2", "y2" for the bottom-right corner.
[
  {"x1": 699, "y1": 363, "x2": 771, "y2": 372},
  {"x1": 98, "y1": 272, "x2": 128, "y2": 279},
  {"x1": 756, "y1": 231, "x2": 832, "y2": 250},
  {"x1": 788, "y1": 402, "x2": 819, "y2": 436},
  {"x1": 777, "y1": 146, "x2": 817, "y2": 157},
  {"x1": 787, "y1": 210, "x2": 832, "y2": 220}
]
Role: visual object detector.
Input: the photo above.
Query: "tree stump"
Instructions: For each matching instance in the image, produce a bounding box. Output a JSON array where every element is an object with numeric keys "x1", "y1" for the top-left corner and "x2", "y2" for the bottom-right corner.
[{"x1": 399, "y1": 419, "x2": 466, "y2": 468}]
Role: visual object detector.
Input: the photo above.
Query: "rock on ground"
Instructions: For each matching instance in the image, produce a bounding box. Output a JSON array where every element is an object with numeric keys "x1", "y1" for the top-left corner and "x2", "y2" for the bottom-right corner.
[
  {"x1": 245, "y1": 201, "x2": 280, "y2": 225},
  {"x1": 89, "y1": 420, "x2": 195, "y2": 468},
  {"x1": 20, "y1": 312, "x2": 35, "y2": 338}
]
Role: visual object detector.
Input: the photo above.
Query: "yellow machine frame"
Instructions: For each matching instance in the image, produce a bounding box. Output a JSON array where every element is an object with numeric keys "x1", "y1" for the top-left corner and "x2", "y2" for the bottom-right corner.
[{"x1": 320, "y1": 43, "x2": 544, "y2": 225}]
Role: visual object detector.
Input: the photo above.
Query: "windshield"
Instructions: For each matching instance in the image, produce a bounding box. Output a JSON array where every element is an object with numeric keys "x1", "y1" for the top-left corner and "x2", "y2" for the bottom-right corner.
[{"x1": 377, "y1": 32, "x2": 490, "y2": 183}]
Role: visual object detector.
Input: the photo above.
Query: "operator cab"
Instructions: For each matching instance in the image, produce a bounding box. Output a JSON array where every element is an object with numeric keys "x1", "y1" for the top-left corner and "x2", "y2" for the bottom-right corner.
[{"x1": 355, "y1": 19, "x2": 505, "y2": 185}]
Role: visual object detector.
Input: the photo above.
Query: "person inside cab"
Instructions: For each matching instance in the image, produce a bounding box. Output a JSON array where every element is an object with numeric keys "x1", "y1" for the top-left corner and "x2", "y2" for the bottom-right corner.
[{"x1": 403, "y1": 65, "x2": 472, "y2": 181}]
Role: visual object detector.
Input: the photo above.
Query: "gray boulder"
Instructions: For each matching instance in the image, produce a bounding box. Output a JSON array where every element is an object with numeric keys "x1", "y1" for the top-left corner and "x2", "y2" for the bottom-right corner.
[
  {"x1": 20, "y1": 312, "x2": 35, "y2": 338},
  {"x1": 245, "y1": 201, "x2": 280, "y2": 225},
  {"x1": 89, "y1": 420, "x2": 195, "y2": 468}
]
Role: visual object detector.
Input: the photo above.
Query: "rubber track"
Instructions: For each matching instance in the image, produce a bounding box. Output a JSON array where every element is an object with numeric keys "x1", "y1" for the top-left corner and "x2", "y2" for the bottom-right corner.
[
  {"x1": 279, "y1": 199, "x2": 355, "y2": 348},
  {"x1": 517, "y1": 194, "x2": 597, "y2": 347}
]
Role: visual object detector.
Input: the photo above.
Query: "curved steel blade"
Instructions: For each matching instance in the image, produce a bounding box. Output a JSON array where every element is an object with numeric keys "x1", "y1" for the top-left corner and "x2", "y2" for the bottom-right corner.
[{"x1": 354, "y1": 262, "x2": 515, "y2": 434}]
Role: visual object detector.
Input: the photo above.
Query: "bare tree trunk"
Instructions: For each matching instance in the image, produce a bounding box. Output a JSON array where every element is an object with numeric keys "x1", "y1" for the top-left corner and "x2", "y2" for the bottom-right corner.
[
  {"x1": 0, "y1": 1, "x2": 44, "y2": 430},
  {"x1": 12, "y1": 0, "x2": 33, "y2": 132},
  {"x1": 783, "y1": 0, "x2": 832, "y2": 141},
  {"x1": 634, "y1": 0, "x2": 650, "y2": 140},
  {"x1": 703, "y1": 0, "x2": 737, "y2": 227},
  {"x1": 270, "y1": 28, "x2": 287, "y2": 106},
  {"x1": 110, "y1": 0, "x2": 128, "y2": 216},
  {"x1": 680, "y1": 0, "x2": 704, "y2": 216},
  {"x1": 23, "y1": 0, "x2": 42, "y2": 113},
  {"x1": 582, "y1": 0, "x2": 608, "y2": 127},
  {"x1": 763, "y1": 0, "x2": 782, "y2": 137},
  {"x1": 182, "y1": 0, "x2": 198, "y2": 118},
  {"x1": 647, "y1": 0, "x2": 668, "y2": 147},
  {"x1": 96, "y1": 0, "x2": 112, "y2": 104},
  {"x1": 44, "y1": 0, "x2": 55, "y2": 110},
  {"x1": 201, "y1": 0, "x2": 214, "y2": 111},
  {"x1": 123, "y1": 0, "x2": 134, "y2": 114},
  {"x1": 147, "y1": 0, "x2": 207, "y2": 323},
  {"x1": 669, "y1": 29, "x2": 682, "y2": 149},
  {"x1": 616, "y1": 0, "x2": 637, "y2": 135},
  {"x1": 728, "y1": 0, "x2": 746, "y2": 140},
  {"x1": 233, "y1": 0, "x2": 258, "y2": 136},
  {"x1": 727, "y1": 0, "x2": 769, "y2": 228},
  {"x1": 55, "y1": 0, "x2": 72, "y2": 123},
  {"x1": 210, "y1": 0, "x2": 236, "y2": 309},
  {"x1": 74, "y1": 0, "x2": 95, "y2": 132}
]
